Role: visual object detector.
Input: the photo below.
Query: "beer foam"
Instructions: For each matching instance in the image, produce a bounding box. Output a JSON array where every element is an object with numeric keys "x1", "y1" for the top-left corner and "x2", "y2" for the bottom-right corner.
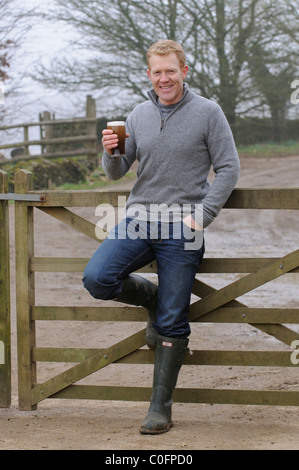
[{"x1": 107, "y1": 121, "x2": 125, "y2": 126}]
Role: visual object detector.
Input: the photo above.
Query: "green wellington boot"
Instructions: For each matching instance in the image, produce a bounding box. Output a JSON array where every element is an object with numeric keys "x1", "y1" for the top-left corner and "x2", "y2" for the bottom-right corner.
[
  {"x1": 140, "y1": 335, "x2": 189, "y2": 434},
  {"x1": 116, "y1": 273, "x2": 158, "y2": 350}
]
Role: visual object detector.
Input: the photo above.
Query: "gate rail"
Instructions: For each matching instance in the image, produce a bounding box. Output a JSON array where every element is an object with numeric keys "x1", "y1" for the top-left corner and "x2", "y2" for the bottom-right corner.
[{"x1": 1, "y1": 168, "x2": 299, "y2": 410}]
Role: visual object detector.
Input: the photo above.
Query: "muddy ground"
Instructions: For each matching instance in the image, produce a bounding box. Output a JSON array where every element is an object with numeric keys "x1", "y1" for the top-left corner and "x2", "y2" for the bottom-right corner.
[{"x1": 1, "y1": 153, "x2": 299, "y2": 450}]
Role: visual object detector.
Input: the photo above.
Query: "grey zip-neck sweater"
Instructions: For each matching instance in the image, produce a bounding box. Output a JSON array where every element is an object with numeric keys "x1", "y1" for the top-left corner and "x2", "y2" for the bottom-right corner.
[{"x1": 102, "y1": 84, "x2": 240, "y2": 229}]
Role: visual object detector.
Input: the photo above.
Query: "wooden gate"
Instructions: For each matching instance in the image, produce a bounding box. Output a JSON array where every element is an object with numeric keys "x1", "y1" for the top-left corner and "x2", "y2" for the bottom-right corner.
[
  {"x1": 12, "y1": 169, "x2": 299, "y2": 411},
  {"x1": 0, "y1": 170, "x2": 11, "y2": 407}
]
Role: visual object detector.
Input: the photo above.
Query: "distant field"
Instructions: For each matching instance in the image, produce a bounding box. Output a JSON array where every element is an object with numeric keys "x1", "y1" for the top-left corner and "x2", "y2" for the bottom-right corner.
[{"x1": 238, "y1": 140, "x2": 299, "y2": 158}]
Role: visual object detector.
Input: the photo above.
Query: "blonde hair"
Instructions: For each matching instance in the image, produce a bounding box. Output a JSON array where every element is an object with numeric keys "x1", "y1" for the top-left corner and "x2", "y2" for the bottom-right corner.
[{"x1": 147, "y1": 40, "x2": 186, "y2": 69}]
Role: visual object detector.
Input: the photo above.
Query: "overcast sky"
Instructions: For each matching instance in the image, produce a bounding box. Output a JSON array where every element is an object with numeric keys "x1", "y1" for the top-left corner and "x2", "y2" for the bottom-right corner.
[
  {"x1": 13, "y1": 0, "x2": 84, "y2": 119},
  {"x1": 1, "y1": 0, "x2": 89, "y2": 153}
]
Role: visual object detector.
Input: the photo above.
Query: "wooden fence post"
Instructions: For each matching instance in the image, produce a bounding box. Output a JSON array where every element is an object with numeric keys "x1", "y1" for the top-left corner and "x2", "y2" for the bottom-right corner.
[
  {"x1": 0, "y1": 170, "x2": 11, "y2": 407},
  {"x1": 40, "y1": 111, "x2": 53, "y2": 154},
  {"x1": 14, "y1": 169, "x2": 36, "y2": 410},
  {"x1": 23, "y1": 125, "x2": 29, "y2": 156},
  {"x1": 86, "y1": 95, "x2": 97, "y2": 169}
]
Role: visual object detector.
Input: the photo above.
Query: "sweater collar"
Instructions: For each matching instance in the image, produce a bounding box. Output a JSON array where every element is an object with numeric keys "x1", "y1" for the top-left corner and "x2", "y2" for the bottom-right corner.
[{"x1": 147, "y1": 82, "x2": 191, "y2": 105}]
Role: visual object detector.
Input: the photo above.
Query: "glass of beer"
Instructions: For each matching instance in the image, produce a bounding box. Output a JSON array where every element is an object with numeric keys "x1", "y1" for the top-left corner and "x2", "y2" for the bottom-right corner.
[{"x1": 107, "y1": 121, "x2": 126, "y2": 156}]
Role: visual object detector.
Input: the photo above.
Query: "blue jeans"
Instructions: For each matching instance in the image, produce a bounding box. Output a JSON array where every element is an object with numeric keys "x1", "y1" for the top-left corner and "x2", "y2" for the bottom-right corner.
[{"x1": 83, "y1": 218, "x2": 205, "y2": 338}]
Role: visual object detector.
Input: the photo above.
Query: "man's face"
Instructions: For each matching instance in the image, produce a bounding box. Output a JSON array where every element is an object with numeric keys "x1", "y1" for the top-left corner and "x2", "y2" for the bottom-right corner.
[{"x1": 147, "y1": 52, "x2": 188, "y2": 105}]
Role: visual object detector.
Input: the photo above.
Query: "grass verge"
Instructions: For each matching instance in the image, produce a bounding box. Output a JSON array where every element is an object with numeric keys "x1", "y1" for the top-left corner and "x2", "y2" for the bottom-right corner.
[{"x1": 237, "y1": 140, "x2": 299, "y2": 158}]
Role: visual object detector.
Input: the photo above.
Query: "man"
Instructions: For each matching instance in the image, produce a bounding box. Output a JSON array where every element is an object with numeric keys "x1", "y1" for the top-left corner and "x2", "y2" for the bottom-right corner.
[{"x1": 83, "y1": 40, "x2": 240, "y2": 434}]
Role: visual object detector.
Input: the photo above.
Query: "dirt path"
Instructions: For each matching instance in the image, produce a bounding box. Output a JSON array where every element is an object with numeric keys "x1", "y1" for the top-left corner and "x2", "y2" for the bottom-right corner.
[{"x1": 1, "y1": 154, "x2": 299, "y2": 450}]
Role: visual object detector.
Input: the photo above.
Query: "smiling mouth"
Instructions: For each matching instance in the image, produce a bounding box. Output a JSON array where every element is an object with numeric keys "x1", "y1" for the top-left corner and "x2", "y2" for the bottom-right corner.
[{"x1": 160, "y1": 85, "x2": 173, "y2": 89}]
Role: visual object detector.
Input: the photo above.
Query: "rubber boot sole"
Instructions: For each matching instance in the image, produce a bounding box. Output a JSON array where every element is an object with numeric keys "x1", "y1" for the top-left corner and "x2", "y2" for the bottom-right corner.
[{"x1": 139, "y1": 419, "x2": 173, "y2": 435}]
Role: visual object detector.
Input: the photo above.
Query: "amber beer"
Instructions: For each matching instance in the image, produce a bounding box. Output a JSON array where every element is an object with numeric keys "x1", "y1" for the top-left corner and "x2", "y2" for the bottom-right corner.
[{"x1": 107, "y1": 121, "x2": 126, "y2": 156}]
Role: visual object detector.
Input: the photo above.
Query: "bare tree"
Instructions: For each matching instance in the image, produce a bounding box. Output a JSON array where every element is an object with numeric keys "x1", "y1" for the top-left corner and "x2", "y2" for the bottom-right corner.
[
  {"x1": 34, "y1": 0, "x2": 299, "y2": 133},
  {"x1": 246, "y1": 0, "x2": 299, "y2": 141},
  {"x1": 0, "y1": 0, "x2": 16, "y2": 82},
  {"x1": 185, "y1": 0, "x2": 299, "y2": 133},
  {"x1": 35, "y1": 0, "x2": 194, "y2": 115},
  {"x1": 248, "y1": 45, "x2": 296, "y2": 142}
]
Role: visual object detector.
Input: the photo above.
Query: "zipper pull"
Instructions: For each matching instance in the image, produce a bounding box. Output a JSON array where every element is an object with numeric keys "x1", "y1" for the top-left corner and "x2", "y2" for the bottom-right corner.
[{"x1": 160, "y1": 119, "x2": 165, "y2": 131}]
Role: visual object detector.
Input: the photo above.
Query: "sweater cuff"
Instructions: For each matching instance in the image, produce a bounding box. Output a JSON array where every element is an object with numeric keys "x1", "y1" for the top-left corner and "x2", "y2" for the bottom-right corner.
[{"x1": 194, "y1": 206, "x2": 214, "y2": 229}]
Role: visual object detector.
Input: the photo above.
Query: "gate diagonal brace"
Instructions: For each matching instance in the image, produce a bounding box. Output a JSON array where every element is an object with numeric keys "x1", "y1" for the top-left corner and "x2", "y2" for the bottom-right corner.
[
  {"x1": 38, "y1": 207, "x2": 101, "y2": 241},
  {"x1": 190, "y1": 249, "x2": 299, "y2": 323},
  {"x1": 31, "y1": 328, "x2": 147, "y2": 405},
  {"x1": 192, "y1": 279, "x2": 299, "y2": 348}
]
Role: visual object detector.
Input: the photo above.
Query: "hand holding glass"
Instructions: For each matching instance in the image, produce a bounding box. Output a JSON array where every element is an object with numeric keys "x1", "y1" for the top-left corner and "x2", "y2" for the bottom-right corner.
[{"x1": 107, "y1": 121, "x2": 126, "y2": 156}]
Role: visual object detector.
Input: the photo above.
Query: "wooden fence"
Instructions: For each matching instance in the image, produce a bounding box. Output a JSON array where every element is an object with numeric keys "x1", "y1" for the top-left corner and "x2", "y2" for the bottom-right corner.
[
  {"x1": 0, "y1": 95, "x2": 97, "y2": 167},
  {"x1": 0, "y1": 168, "x2": 299, "y2": 410}
]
